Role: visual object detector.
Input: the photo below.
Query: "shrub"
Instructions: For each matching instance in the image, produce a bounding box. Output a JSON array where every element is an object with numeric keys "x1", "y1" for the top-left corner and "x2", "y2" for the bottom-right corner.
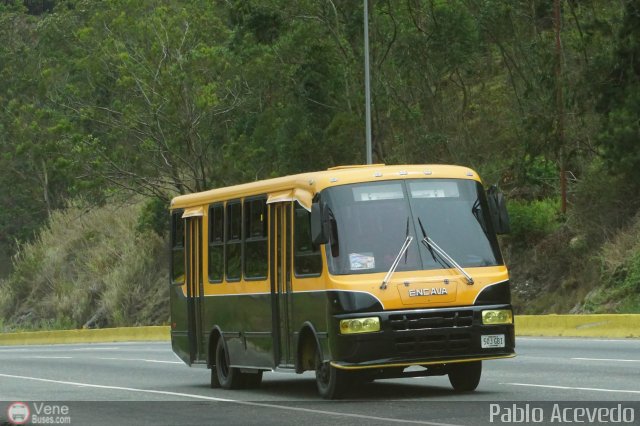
[
  {"x1": 507, "y1": 198, "x2": 561, "y2": 244},
  {"x1": 137, "y1": 196, "x2": 170, "y2": 237}
]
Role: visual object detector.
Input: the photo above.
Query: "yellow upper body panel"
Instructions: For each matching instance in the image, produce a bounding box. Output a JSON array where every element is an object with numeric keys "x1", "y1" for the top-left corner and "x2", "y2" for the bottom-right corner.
[
  {"x1": 170, "y1": 164, "x2": 482, "y2": 211},
  {"x1": 325, "y1": 265, "x2": 509, "y2": 310}
]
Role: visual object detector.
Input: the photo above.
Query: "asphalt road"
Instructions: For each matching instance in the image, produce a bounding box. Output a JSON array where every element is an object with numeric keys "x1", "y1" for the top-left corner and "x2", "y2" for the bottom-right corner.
[{"x1": 1, "y1": 337, "x2": 639, "y2": 425}]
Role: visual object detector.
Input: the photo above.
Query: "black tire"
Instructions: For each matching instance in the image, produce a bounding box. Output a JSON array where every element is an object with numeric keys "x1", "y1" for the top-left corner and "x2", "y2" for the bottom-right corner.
[
  {"x1": 315, "y1": 352, "x2": 348, "y2": 399},
  {"x1": 215, "y1": 338, "x2": 244, "y2": 389},
  {"x1": 242, "y1": 371, "x2": 263, "y2": 389},
  {"x1": 210, "y1": 365, "x2": 221, "y2": 388},
  {"x1": 448, "y1": 361, "x2": 482, "y2": 392}
]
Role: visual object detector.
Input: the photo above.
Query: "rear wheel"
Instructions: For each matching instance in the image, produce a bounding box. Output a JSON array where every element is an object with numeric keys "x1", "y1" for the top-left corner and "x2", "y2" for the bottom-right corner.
[
  {"x1": 215, "y1": 338, "x2": 244, "y2": 389},
  {"x1": 210, "y1": 337, "x2": 221, "y2": 388},
  {"x1": 315, "y1": 352, "x2": 348, "y2": 399},
  {"x1": 448, "y1": 361, "x2": 482, "y2": 392}
]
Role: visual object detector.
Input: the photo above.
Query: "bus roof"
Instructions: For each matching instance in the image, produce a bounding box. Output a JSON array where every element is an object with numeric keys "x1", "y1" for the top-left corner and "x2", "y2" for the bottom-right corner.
[{"x1": 170, "y1": 164, "x2": 481, "y2": 211}]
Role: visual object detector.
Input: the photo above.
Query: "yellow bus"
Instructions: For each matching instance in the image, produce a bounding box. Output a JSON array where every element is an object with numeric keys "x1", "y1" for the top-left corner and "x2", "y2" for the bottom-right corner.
[{"x1": 169, "y1": 164, "x2": 514, "y2": 399}]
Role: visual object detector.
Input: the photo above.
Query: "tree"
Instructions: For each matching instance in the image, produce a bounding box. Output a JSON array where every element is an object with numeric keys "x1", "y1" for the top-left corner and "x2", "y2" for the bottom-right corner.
[
  {"x1": 0, "y1": 4, "x2": 83, "y2": 248},
  {"x1": 597, "y1": 0, "x2": 640, "y2": 184}
]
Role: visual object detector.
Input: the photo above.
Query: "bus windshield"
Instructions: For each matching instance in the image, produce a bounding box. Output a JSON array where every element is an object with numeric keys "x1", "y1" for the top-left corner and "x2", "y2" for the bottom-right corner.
[{"x1": 322, "y1": 179, "x2": 503, "y2": 275}]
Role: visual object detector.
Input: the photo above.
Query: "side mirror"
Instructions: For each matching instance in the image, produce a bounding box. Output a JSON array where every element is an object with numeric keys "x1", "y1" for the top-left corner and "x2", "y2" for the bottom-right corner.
[
  {"x1": 487, "y1": 185, "x2": 510, "y2": 235},
  {"x1": 311, "y1": 202, "x2": 328, "y2": 245}
]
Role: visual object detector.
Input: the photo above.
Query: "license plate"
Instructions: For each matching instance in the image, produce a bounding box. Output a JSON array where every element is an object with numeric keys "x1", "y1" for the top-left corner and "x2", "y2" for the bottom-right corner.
[{"x1": 481, "y1": 334, "x2": 505, "y2": 348}]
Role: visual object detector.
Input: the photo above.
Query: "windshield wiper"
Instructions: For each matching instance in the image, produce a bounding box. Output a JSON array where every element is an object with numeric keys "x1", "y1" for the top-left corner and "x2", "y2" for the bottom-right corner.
[
  {"x1": 417, "y1": 218, "x2": 448, "y2": 270},
  {"x1": 380, "y1": 235, "x2": 413, "y2": 290},
  {"x1": 417, "y1": 217, "x2": 474, "y2": 285}
]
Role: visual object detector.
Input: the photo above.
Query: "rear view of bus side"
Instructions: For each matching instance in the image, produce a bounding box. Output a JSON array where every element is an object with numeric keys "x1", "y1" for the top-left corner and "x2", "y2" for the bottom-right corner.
[{"x1": 169, "y1": 164, "x2": 515, "y2": 399}]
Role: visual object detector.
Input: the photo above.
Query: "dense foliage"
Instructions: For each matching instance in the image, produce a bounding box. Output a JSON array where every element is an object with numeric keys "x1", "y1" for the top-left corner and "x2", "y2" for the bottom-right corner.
[{"x1": 1, "y1": 0, "x2": 639, "y2": 328}]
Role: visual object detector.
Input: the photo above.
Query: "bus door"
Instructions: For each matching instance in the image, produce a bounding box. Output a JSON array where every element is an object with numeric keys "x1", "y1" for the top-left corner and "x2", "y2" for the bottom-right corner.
[
  {"x1": 270, "y1": 202, "x2": 294, "y2": 367},
  {"x1": 184, "y1": 213, "x2": 205, "y2": 364}
]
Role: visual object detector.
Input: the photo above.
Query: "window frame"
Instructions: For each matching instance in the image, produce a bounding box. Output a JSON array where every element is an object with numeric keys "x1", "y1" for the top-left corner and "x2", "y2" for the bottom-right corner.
[{"x1": 293, "y1": 204, "x2": 323, "y2": 278}]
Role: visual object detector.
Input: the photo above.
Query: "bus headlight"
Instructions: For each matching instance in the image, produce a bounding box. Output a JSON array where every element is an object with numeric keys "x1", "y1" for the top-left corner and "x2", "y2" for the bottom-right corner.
[
  {"x1": 482, "y1": 309, "x2": 513, "y2": 325},
  {"x1": 339, "y1": 317, "x2": 381, "y2": 334}
]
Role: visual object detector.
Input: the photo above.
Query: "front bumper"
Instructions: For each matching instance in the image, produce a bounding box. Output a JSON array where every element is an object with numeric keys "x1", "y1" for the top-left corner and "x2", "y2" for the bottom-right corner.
[{"x1": 330, "y1": 304, "x2": 515, "y2": 369}]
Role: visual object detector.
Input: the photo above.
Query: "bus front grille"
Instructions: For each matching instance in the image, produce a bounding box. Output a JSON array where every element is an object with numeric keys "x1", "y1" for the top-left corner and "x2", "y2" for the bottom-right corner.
[
  {"x1": 388, "y1": 309, "x2": 474, "y2": 331},
  {"x1": 394, "y1": 332, "x2": 472, "y2": 356}
]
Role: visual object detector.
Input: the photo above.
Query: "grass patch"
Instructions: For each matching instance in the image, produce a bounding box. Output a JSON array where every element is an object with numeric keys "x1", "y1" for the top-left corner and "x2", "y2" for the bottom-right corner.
[
  {"x1": 0, "y1": 200, "x2": 169, "y2": 330},
  {"x1": 589, "y1": 214, "x2": 640, "y2": 313}
]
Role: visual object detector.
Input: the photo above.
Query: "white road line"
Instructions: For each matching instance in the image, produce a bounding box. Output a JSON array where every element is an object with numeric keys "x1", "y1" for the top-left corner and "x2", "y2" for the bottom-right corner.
[
  {"x1": 0, "y1": 373, "x2": 461, "y2": 426},
  {"x1": 23, "y1": 356, "x2": 73, "y2": 360},
  {"x1": 517, "y1": 337, "x2": 640, "y2": 343},
  {"x1": 502, "y1": 382, "x2": 640, "y2": 394},
  {"x1": 97, "y1": 357, "x2": 183, "y2": 364},
  {"x1": 0, "y1": 354, "x2": 181, "y2": 364},
  {"x1": 69, "y1": 347, "x2": 121, "y2": 351},
  {"x1": 572, "y1": 357, "x2": 640, "y2": 363},
  {"x1": 0, "y1": 347, "x2": 121, "y2": 353}
]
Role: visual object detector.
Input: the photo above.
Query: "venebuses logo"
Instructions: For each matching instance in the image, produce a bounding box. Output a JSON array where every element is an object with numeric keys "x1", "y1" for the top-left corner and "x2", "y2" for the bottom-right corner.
[{"x1": 7, "y1": 402, "x2": 30, "y2": 425}]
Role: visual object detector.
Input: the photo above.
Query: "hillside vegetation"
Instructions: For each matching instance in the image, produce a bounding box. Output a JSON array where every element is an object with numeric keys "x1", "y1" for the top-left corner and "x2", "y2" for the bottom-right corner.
[
  {"x1": 1, "y1": 0, "x2": 640, "y2": 329},
  {"x1": 0, "y1": 201, "x2": 168, "y2": 330}
]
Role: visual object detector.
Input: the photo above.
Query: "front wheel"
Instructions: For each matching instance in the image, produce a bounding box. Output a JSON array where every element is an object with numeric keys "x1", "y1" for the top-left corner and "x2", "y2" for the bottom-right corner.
[
  {"x1": 448, "y1": 361, "x2": 482, "y2": 392},
  {"x1": 210, "y1": 366, "x2": 221, "y2": 389},
  {"x1": 315, "y1": 353, "x2": 348, "y2": 399},
  {"x1": 215, "y1": 338, "x2": 244, "y2": 389}
]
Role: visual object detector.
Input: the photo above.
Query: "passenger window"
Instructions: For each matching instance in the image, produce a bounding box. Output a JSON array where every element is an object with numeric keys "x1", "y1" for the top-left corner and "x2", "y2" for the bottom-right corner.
[
  {"x1": 171, "y1": 212, "x2": 185, "y2": 283},
  {"x1": 294, "y1": 205, "x2": 322, "y2": 276},
  {"x1": 208, "y1": 204, "x2": 224, "y2": 282},
  {"x1": 244, "y1": 197, "x2": 268, "y2": 279}
]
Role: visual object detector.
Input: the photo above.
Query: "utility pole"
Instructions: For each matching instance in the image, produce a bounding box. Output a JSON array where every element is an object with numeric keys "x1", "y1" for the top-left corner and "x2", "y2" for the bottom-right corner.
[
  {"x1": 364, "y1": 0, "x2": 372, "y2": 164},
  {"x1": 554, "y1": 0, "x2": 566, "y2": 214}
]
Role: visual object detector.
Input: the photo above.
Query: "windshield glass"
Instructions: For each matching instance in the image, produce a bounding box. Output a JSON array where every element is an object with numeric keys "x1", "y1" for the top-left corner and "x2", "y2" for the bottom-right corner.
[{"x1": 322, "y1": 179, "x2": 502, "y2": 275}]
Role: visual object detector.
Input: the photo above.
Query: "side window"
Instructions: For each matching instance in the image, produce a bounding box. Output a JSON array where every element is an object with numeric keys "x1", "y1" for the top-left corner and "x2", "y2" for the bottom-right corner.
[
  {"x1": 244, "y1": 197, "x2": 268, "y2": 279},
  {"x1": 226, "y1": 201, "x2": 242, "y2": 281},
  {"x1": 294, "y1": 205, "x2": 322, "y2": 276},
  {"x1": 171, "y1": 212, "x2": 185, "y2": 283},
  {"x1": 208, "y1": 204, "x2": 224, "y2": 282}
]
